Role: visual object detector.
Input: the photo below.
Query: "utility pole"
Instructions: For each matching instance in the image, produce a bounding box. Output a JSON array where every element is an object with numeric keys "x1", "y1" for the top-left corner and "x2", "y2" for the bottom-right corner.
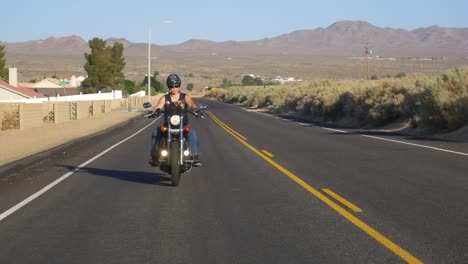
[
  {"x1": 363, "y1": 42, "x2": 372, "y2": 80},
  {"x1": 148, "y1": 24, "x2": 151, "y2": 104}
]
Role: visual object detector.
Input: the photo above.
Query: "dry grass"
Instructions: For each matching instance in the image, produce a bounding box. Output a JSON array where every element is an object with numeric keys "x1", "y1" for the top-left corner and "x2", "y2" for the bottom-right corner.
[
  {"x1": 6, "y1": 53, "x2": 467, "y2": 91},
  {"x1": 206, "y1": 66, "x2": 468, "y2": 133}
]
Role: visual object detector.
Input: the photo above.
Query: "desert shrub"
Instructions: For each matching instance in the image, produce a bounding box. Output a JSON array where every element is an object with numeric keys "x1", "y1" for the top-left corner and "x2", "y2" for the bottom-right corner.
[
  {"x1": 395, "y1": 72, "x2": 407, "y2": 78},
  {"x1": 280, "y1": 90, "x2": 305, "y2": 112},
  {"x1": 416, "y1": 67, "x2": 468, "y2": 131},
  {"x1": 416, "y1": 87, "x2": 449, "y2": 131},
  {"x1": 206, "y1": 66, "x2": 468, "y2": 132}
]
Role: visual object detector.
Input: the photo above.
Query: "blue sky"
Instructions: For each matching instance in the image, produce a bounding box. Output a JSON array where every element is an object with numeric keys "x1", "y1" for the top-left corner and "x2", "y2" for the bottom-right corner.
[{"x1": 3, "y1": 0, "x2": 468, "y2": 44}]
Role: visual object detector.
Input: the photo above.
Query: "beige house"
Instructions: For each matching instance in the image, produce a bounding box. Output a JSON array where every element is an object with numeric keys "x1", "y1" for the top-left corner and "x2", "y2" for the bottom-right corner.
[
  {"x1": 0, "y1": 69, "x2": 46, "y2": 100},
  {"x1": 19, "y1": 77, "x2": 82, "y2": 97},
  {"x1": 20, "y1": 78, "x2": 63, "y2": 89},
  {"x1": 61, "y1": 75, "x2": 85, "y2": 88}
]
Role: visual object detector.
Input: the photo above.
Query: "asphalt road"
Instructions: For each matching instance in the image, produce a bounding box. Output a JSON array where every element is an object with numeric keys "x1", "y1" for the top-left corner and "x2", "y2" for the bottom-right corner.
[{"x1": 0, "y1": 98, "x2": 467, "y2": 264}]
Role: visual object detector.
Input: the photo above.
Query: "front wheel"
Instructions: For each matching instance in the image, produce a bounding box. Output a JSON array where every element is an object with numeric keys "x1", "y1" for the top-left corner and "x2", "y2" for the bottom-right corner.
[{"x1": 170, "y1": 141, "x2": 181, "y2": 186}]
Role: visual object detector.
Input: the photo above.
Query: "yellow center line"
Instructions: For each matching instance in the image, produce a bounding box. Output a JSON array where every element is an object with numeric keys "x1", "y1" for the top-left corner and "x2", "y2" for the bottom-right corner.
[
  {"x1": 261, "y1": 150, "x2": 275, "y2": 158},
  {"x1": 208, "y1": 112, "x2": 247, "y2": 140},
  {"x1": 207, "y1": 111, "x2": 422, "y2": 264},
  {"x1": 322, "y1": 188, "x2": 363, "y2": 213}
]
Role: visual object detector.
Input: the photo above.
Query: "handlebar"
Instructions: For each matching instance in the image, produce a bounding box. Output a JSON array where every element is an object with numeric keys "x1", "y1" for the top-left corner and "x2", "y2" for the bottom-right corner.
[{"x1": 144, "y1": 109, "x2": 205, "y2": 119}]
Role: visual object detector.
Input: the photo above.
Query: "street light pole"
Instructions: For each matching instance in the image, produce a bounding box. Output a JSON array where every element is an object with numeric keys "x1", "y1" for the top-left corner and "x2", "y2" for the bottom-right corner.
[{"x1": 148, "y1": 24, "x2": 151, "y2": 104}]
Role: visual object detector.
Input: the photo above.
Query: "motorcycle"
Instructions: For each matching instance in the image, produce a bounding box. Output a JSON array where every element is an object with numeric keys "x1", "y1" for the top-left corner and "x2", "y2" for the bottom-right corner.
[{"x1": 144, "y1": 103, "x2": 205, "y2": 186}]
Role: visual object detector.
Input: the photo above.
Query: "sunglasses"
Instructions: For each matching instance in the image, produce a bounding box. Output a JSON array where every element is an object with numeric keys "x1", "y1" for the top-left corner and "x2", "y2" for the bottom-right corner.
[{"x1": 169, "y1": 86, "x2": 180, "y2": 89}]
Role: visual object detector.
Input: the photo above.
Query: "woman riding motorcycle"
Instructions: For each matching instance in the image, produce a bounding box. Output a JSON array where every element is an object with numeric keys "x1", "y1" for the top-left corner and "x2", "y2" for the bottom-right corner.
[{"x1": 149, "y1": 73, "x2": 203, "y2": 167}]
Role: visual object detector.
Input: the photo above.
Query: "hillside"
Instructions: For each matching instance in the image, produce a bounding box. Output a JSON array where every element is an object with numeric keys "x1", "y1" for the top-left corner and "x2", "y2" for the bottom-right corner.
[
  {"x1": 5, "y1": 21, "x2": 468, "y2": 58},
  {"x1": 3, "y1": 21, "x2": 468, "y2": 84}
]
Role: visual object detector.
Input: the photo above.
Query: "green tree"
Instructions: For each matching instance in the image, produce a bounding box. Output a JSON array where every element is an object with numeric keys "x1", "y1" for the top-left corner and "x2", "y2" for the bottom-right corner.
[
  {"x1": 141, "y1": 75, "x2": 166, "y2": 94},
  {"x1": 0, "y1": 43, "x2": 9, "y2": 80},
  {"x1": 222, "y1": 78, "x2": 232, "y2": 88},
  {"x1": 254, "y1": 77, "x2": 263, "y2": 86},
  {"x1": 265, "y1": 80, "x2": 280, "y2": 86},
  {"x1": 242, "y1": 75, "x2": 255, "y2": 86},
  {"x1": 122, "y1": 79, "x2": 135, "y2": 95},
  {"x1": 242, "y1": 75, "x2": 263, "y2": 86},
  {"x1": 82, "y1": 38, "x2": 126, "y2": 91},
  {"x1": 109, "y1": 42, "x2": 126, "y2": 87},
  {"x1": 186, "y1": 83, "x2": 194, "y2": 91}
]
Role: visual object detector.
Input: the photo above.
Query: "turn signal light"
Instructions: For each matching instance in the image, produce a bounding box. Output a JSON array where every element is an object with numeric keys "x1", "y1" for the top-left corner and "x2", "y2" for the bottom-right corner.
[
  {"x1": 161, "y1": 125, "x2": 168, "y2": 132},
  {"x1": 184, "y1": 125, "x2": 190, "y2": 132}
]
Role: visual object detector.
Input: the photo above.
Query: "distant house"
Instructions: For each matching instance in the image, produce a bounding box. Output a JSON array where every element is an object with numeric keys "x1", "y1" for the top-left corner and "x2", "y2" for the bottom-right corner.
[
  {"x1": 0, "y1": 78, "x2": 46, "y2": 100},
  {"x1": 19, "y1": 77, "x2": 81, "y2": 97},
  {"x1": 75, "y1": 76, "x2": 85, "y2": 87},
  {"x1": 271, "y1": 76, "x2": 303, "y2": 84},
  {"x1": 0, "y1": 68, "x2": 46, "y2": 100},
  {"x1": 61, "y1": 75, "x2": 86, "y2": 88},
  {"x1": 22, "y1": 78, "x2": 64, "y2": 89}
]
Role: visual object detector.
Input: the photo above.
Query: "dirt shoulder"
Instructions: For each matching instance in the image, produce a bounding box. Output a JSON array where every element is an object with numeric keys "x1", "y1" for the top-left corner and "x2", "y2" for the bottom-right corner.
[{"x1": 0, "y1": 110, "x2": 142, "y2": 167}]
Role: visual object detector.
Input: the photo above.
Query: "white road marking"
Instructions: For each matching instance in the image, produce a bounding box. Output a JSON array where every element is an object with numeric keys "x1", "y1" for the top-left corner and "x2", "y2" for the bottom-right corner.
[
  {"x1": 321, "y1": 127, "x2": 349, "y2": 133},
  {"x1": 246, "y1": 107, "x2": 468, "y2": 163},
  {"x1": 320, "y1": 126, "x2": 468, "y2": 156},
  {"x1": 0, "y1": 118, "x2": 158, "y2": 222},
  {"x1": 254, "y1": 111, "x2": 468, "y2": 157},
  {"x1": 360, "y1": 134, "x2": 468, "y2": 156}
]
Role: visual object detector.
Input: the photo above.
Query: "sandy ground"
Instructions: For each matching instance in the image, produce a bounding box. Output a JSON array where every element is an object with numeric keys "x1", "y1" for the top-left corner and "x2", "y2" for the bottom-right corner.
[{"x1": 0, "y1": 110, "x2": 142, "y2": 167}]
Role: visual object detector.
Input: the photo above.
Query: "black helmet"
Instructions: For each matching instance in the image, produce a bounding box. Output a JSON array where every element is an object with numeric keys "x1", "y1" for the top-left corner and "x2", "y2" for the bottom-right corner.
[{"x1": 166, "y1": 73, "x2": 181, "y2": 87}]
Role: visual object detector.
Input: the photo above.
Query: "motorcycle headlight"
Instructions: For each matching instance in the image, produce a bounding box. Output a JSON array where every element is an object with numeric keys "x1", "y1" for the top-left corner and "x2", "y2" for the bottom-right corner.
[{"x1": 170, "y1": 115, "x2": 181, "y2": 126}]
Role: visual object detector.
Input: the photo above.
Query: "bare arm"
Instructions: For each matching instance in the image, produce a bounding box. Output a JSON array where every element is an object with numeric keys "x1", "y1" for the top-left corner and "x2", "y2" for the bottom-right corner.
[
  {"x1": 153, "y1": 96, "x2": 166, "y2": 111},
  {"x1": 184, "y1": 94, "x2": 198, "y2": 110}
]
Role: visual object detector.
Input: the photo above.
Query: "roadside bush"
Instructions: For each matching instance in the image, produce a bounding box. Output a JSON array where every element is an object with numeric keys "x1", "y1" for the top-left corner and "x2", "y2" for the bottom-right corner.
[
  {"x1": 416, "y1": 67, "x2": 468, "y2": 131},
  {"x1": 205, "y1": 66, "x2": 468, "y2": 133}
]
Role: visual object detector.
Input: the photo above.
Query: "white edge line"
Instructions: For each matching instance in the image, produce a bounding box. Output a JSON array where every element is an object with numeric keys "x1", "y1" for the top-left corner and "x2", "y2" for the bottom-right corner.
[
  {"x1": 320, "y1": 126, "x2": 467, "y2": 157},
  {"x1": 253, "y1": 110, "x2": 467, "y2": 157},
  {"x1": 321, "y1": 127, "x2": 349, "y2": 133},
  {"x1": 361, "y1": 134, "x2": 468, "y2": 156},
  {"x1": 251, "y1": 110, "x2": 467, "y2": 157},
  {"x1": 0, "y1": 118, "x2": 158, "y2": 222}
]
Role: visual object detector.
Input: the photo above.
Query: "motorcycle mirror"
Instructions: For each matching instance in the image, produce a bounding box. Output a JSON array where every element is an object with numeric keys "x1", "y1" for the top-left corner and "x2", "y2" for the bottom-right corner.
[{"x1": 143, "y1": 102, "x2": 152, "y2": 108}]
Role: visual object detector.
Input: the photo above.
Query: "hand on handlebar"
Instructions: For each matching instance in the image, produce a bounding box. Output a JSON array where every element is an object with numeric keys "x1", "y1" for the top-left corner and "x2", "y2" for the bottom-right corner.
[
  {"x1": 194, "y1": 109, "x2": 205, "y2": 118},
  {"x1": 145, "y1": 108, "x2": 161, "y2": 118},
  {"x1": 153, "y1": 108, "x2": 161, "y2": 117}
]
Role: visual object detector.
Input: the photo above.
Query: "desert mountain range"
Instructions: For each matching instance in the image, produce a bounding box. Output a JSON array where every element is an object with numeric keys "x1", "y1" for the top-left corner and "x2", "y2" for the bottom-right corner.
[{"x1": 4, "y1": 21, "x2": 468, "y2": 58}]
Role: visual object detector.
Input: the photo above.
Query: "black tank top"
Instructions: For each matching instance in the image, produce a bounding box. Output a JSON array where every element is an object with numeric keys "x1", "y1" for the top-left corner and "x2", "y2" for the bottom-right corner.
[{"x1": 164, "y1": 93, "x2": 189, "y2": 122}]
